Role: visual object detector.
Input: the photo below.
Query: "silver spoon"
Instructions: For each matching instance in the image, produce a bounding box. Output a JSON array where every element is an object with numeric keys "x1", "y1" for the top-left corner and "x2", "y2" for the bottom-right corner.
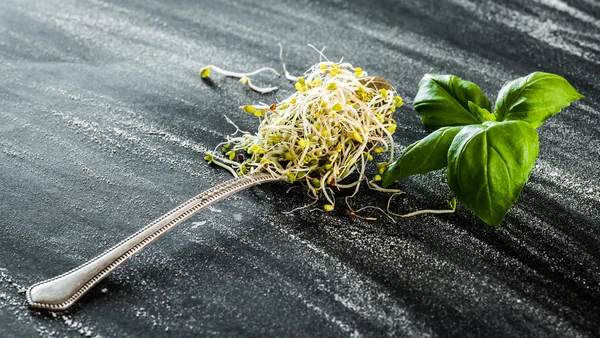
[{"x1": 26, "y1": 173, "x2": 279, "y2": 311}]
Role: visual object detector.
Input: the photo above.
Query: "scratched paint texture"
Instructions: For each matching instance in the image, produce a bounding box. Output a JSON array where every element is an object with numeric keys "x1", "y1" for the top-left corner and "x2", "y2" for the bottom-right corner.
[{"x1": 1, "y1": 0, "x2": 599, "y2": 337}]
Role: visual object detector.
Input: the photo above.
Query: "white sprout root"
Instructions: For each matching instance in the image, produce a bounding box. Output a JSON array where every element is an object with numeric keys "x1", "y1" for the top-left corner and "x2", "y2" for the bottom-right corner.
[
  {"x1": 239, "y1": 77, "x2": 278, "y2": 94},
  {"x1": 278, "y1": 43, "x2": 299, "y2": 82},
  {"x1": 204, "y1": 61, "x2": 403, "y2": 213},
  {"x1": 200, "y1": 65, "x2": 280, "y2": 93},
  {"x1": 387, "y1": 194, "x2": 458, "y2": 218}
]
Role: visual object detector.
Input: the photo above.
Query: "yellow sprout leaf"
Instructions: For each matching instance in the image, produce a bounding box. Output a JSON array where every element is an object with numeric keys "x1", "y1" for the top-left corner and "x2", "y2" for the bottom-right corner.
[
  {"x1": 286, "y1": 172, "x2": 295, "y2": 183},
  {"x1": 379, "y1": 88, "x2": 388, "y2": 100},
  {"x1": 393, "y1": 96, "x2": 403, "y2": 107},
  {"x1": 200, "y1": 67, "x2": 211, "y2": 78},
  {"x1": 248, "y1": 144, "x2": 264, "y2": 154},
  {"x1": 350, "y1": 131, "x2": 364, "y2": 143},
  {"x1": 376, "y1": 162, "x2": 388, "y2": 174},
  {"x1": 269, "y1": 134, "x2": 282, "y2": 143}
]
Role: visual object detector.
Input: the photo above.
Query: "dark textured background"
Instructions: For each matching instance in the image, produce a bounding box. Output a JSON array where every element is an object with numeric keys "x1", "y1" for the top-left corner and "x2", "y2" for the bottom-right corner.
[{"x1": 1, "y1": 0, "x2": 599, "y2": 337}]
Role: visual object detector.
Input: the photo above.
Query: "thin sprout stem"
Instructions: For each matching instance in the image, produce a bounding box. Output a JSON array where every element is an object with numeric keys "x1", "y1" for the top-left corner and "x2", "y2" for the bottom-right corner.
[
  {"x1": 240, "y1": 77, "x2": 278, "y2": 94},
  {"x1": 209, "y1": 153, "x2": 243, "y2": 167},
  {"x1": 356, "y1": 215, "x2": 378, "y2": 221},
  {"x1": 278, "y1": 43, "x2": 299, "y2": 82},
  {"x1": 282, "y1": 197, "x2": 318, "y2": 215},
  {"x1": 307, "y1": 44, "x2": 329, "y2": 62},
  {"x1": 223, "y1": 115, "x2": 248, "y2": 135},
  {"x1": 285, "y1": 185, "x2": 304, "y2": 194},
  {"x1": 206, "y1": 65, "x2": 280, "y2": 78},
  {"x1": 367, "y1": 181, "x2": 403, "y2": 193},
  {"x1": 308, "y1": 208, "x2": 324, "y2": 214},
  {"x1": 386, "y1": 193, "x2": 456, "y2": 218},
  {"x1": 351, "y1": 205, "x2": 397, "y2": 224},
  {"x1": 212, "y1": 140, "x2": 228, "y2": 154},
  {"x1": 395, "y1": 208, "x2": 456, "y2": 218},
  {"x1": 208, "y1": 157, "x2": 238, "y2": 178}
]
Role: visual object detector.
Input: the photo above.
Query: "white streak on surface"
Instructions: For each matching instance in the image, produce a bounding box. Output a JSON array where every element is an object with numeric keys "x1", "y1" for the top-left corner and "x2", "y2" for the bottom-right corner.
[{"x1": 448, "y1": 0, "x2": 600, "y2": 64}]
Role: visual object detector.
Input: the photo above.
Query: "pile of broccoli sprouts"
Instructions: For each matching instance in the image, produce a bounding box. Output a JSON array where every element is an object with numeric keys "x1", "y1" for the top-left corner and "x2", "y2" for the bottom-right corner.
[
  {"x1": 201, "y1": 59, "x2": 404, "y2": 213},
  {"x1": 199, "y1": 47, "x2": 456, "y2": 218}
]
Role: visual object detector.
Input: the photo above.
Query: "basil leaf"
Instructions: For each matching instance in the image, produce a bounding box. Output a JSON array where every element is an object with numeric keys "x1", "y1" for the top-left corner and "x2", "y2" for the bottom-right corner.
[
  {"x1": 494, "y1": 72, "x2": 584, "y2": 127},
  {"x1": 381, "y1": 126, "x2": 463, "y2": 187},
  {"x1": 447, "y1": 121, "x2": 539, "y2": 226},
  {"x1": 468, "y1": 101, "x2": 496, "y2": 123},
  {"x1": 414, "y1": 74, "x2": 491, "y2": 130}
]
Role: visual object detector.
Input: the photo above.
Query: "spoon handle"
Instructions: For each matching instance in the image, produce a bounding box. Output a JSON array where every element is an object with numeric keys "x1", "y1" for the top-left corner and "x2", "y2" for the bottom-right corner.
[{"x1": 26, "y1": 173, "x2": 278, "y2": 311}]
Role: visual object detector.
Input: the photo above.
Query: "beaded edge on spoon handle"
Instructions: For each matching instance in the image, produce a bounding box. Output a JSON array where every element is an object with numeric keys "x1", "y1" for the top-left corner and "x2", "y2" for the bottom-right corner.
[{"x1": 26, "y1": 173, "x2": 279, "y2": 311}]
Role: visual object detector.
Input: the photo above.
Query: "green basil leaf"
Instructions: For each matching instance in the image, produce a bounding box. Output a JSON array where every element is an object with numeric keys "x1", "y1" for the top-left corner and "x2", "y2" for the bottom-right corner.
[
  {"x1": 414, "y1": 74, "x2": 491, "y2": 130},
  {"x1": 468, "y1": 101, "x2": 496, "y2": 123},
  {"x1": 494, "y1": 72, "x2": 584, "y2": 127},
  {"x1": 381, "y1": 126, "x2": 463, "y2": 187},
  {"x1": 447, "y1": 121, "x2": 539, "y2": 226}
]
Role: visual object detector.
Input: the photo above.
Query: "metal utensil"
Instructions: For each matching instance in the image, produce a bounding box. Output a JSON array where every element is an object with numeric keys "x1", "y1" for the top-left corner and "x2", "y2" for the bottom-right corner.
[{"x1": 26, "y1": 173, "x2": 279, "y2": 311}]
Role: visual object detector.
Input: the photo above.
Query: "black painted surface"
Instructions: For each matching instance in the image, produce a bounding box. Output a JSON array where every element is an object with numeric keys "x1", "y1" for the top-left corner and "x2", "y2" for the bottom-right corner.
[{"x1": 1, "y1": 0, "x2": 599, "y2": 337}]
